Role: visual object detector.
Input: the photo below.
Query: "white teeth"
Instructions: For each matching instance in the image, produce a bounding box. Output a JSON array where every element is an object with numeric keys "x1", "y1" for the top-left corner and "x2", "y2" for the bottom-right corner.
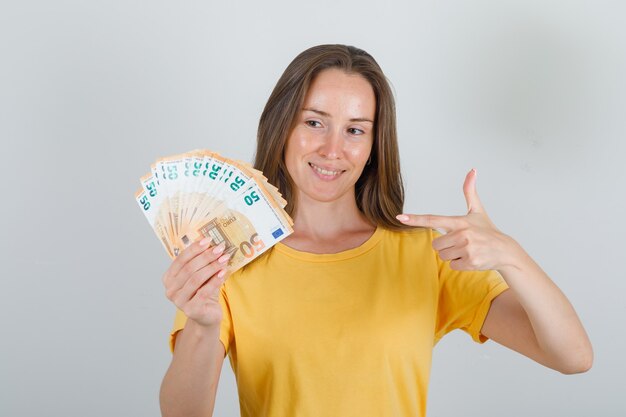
[{"x1": 310, "y1": 163, "x2": 341, "y2": 176}]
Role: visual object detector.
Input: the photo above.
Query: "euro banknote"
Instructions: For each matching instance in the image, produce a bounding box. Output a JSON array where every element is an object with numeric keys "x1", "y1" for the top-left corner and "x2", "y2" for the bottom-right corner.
[{"x1": 135, "y1": 149, "x2": 293, "y2": 272}]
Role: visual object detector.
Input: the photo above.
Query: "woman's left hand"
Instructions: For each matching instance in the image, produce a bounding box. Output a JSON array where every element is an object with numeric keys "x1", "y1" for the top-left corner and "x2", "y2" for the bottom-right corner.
[
  {"x1": 396, "y1": 169, "x2": 522, "y2": 272},
  {"x1": 398, "y1": 169, "x2": 594, "y2": 373}
]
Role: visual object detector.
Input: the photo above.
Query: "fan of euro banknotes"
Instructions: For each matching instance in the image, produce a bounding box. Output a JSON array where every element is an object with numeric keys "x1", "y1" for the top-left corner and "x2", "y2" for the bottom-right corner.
[{"x1": 135, "y1": 150, "x2": 293, "y2": 273}]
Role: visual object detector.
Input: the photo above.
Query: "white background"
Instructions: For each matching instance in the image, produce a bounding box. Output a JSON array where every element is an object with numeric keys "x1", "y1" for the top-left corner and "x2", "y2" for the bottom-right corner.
[{"x1": 1, "y1": 1, "x2": 624, "y2": 416}]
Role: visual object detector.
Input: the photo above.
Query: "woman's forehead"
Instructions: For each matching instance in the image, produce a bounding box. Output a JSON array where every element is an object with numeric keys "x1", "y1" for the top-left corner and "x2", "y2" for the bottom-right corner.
[{"x1": 302, "y1": 69, "x2": 376, "y2": 120}]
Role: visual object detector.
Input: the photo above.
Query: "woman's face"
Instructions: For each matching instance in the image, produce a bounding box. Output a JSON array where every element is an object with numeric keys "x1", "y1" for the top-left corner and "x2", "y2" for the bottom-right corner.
[{"x1": 284, "y1": 68, "x2": 376, "y2": 205}]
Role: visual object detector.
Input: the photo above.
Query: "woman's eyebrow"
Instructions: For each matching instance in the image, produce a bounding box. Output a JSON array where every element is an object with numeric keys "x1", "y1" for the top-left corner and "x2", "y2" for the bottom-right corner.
[{"x1": 302, "y1": 107, "x2": 374, "y2": 124}]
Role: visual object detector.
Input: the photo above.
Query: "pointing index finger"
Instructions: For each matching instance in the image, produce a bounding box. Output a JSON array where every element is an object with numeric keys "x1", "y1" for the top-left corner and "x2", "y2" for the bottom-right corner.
[{"x1": 396, "y1": 214, "x2": 462, "y2": 232}]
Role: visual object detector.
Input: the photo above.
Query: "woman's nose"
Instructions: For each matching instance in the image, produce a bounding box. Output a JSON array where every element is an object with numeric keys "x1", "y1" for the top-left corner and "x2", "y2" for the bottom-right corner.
[{"x1": 318, "y1": 129, "x2": 343, "y2": 159}]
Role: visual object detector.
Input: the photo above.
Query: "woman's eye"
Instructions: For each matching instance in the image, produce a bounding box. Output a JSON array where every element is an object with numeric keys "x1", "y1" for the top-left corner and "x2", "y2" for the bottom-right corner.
[
  {"x1": 348, "y1": 128, "x2": 364, "y2": 135},
  {"x1": 305, "y1": 120, "x2": 321, "y2": 128}
]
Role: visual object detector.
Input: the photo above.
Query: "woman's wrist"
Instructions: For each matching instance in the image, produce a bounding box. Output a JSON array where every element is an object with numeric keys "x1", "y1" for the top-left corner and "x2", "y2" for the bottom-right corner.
[
  {"x1": 495, "y1": 234, "x2": 532, "y2": 275},
  {"x1": 185, "y1": 317, "x2": 222, "y2": 341}
]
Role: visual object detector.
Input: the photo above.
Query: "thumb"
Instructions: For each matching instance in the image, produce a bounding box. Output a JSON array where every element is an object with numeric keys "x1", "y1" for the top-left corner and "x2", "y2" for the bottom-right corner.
[{"x1": 463, "y1": 168, "x2": 485, "y2": 213}]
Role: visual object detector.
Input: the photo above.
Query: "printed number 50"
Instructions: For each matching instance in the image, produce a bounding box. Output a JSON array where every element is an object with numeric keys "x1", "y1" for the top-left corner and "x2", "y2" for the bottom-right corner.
[
  {"x1": 244, "y1": 191, "x2": 260, "y2": 206},
  {"x1": 239, "y1": 233, "x2": 266, "y2": 259},
  {"x1": 139, "y1": 196, "x2": 150, "y2": 210}
]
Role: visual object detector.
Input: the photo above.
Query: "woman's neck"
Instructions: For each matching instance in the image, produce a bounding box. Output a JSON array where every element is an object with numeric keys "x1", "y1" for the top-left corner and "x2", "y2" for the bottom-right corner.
[{"x1": 281, "y1": 189, "x2": 376, "y2": 253}]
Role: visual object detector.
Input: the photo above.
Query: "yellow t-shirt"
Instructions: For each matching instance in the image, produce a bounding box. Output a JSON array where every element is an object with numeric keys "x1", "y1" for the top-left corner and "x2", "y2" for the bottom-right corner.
[{"x1": 170, "y1": 227, "x2": 509, "y2": 417}]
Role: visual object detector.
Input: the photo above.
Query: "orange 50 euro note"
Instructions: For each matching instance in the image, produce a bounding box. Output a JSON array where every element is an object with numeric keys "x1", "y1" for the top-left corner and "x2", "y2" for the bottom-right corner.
[{"x1": 135, "y1": 149, "x2": 293, "y2": 273}]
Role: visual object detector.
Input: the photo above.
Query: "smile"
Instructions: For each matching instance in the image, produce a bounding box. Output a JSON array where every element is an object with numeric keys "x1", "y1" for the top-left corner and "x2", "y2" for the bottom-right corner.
[{"x1": 308, "y1": 162, "x2": 345, "y2": 179}]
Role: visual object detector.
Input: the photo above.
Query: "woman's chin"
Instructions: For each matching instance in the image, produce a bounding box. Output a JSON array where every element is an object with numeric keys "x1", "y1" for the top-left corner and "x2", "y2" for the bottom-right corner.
[{"x1": 298, "y1": 187, "x2": 354, "y2": 205}]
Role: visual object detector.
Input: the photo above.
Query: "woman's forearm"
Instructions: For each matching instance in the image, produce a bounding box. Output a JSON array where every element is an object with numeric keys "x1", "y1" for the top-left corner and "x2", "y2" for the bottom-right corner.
[
  {"x1": 497, "y1": 240, "x2": 593, "y2": 373},
  {"x1": 160, "y1": 320, "x2": 225, "y2": 417}
]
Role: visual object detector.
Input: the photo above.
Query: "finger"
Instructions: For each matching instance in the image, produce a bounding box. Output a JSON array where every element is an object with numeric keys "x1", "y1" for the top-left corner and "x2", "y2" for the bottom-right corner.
[
  {"x1": 437, "y1": 245, "x2": 467, "y2": 261},
  {"x1": 396, "y1": 214, "x2": 464, "y2": 232},
  {"x1": 168, "y1": 243, "x2": 225, "y2": 289},
  {"x1": 449, "y1": 259, "x2": 468, "y2": 271},
  {"x1": 173, "y1": 253, "x2": 231, "y2": 305},
  {"x1": 432, "y1": 230, "x2": 467, "y2": 251},
  {"x1": 193, "y1": 268, "x2": 228, "y2": 302},
  {"x1": 184, "y1": 269, "x2": 229, "y2": 314},
  {"x1": 463, "y1": 168, "x2": 485, "y2": 214},
  {"x1": 164, "y1": 243, "x2": 225, "y2": 298},
  {"x1": 180, "y1": 242, "x2": 226, "y2": 279},
  {"x1": 164, "y1": 237, "x2": 214, "y2": 282}
]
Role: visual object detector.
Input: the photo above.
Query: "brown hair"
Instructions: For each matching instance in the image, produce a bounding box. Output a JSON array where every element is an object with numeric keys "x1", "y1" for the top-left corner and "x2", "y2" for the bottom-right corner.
[{"x1": 254, "y1": 44, "x2": 409, "y2": 230}]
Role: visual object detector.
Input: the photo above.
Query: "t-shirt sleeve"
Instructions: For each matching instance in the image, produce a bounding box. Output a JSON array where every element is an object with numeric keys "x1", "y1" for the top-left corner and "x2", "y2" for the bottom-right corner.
[
  {"x1": 168, "y1": 284, "x2": 234, "y2": 354},
  {"x1": 431, "y1": 229, "x2": 509, "y2": 344}
]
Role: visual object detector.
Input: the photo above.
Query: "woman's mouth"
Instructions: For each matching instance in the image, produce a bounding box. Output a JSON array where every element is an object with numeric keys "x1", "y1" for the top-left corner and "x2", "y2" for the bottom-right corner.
[{"x1": 308, "y1": 162, "x2": 345, "y2": 180}]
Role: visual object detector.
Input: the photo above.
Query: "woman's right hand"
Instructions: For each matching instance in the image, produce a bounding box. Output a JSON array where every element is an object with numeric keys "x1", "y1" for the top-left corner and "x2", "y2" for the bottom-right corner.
[{"x1": 162, "y1": 238, "x2": 230, "y2": 328}]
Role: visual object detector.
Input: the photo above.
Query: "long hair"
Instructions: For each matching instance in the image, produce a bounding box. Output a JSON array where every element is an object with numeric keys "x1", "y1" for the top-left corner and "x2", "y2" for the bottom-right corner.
[{"x1": 254, "y1": 44, "x2": 409, "y2": 230}]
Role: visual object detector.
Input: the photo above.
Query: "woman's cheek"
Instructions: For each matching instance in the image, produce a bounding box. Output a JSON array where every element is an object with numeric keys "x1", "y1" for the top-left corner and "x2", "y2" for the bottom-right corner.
[{"x1": 348, "y1": 142, "x2": 372, "y2": 162}]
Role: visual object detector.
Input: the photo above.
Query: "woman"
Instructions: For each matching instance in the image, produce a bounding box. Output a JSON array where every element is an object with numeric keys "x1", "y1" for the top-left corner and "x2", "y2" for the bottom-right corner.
[{"x1": 159, "y1": 44, "x2": 593, "y2": 417}]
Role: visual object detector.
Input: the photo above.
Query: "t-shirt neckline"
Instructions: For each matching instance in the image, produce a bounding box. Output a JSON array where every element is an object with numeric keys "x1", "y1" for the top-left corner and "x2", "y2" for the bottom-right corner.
[{"x1": 274, "y1": 226, "x2": 384, "y2": 262}]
